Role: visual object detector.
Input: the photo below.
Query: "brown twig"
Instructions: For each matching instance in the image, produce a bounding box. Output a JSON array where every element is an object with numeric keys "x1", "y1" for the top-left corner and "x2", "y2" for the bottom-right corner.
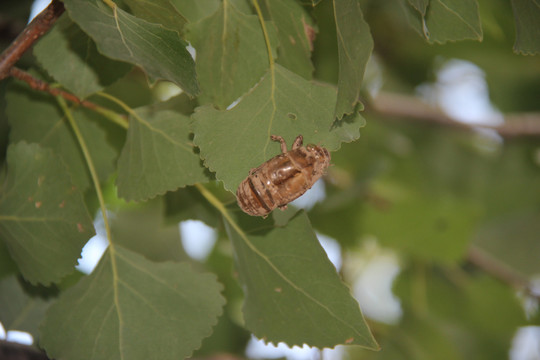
[
  {"x1": 467, "y1": 245, "x2": 538, "y2": 299},
  {"x1": 369, "y1": 92, "x2": 540, "y2": 138},
  {"x1": 0, "y1": 0, "x2": 64, "y2": 81},
  {"x1": 11, "y1": 67, "x2": 94, "y2": 109}
]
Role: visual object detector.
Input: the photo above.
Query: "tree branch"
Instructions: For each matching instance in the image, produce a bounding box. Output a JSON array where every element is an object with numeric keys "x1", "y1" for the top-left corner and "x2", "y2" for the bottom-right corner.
[
  {"x1": 0, "y1": 340, "x2": 50, "y2": 360},
  {"x1": 0, "y1": 0, "x2": 64, "y2": 81},
  {"x1": 369, "y1": 92, "x2": 540, "y2": 138}
]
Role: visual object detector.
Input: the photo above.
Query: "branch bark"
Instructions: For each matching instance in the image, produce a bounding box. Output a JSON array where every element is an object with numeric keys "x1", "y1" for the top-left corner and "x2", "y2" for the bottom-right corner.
[
  {"x1": 0, "y1": 340, "x2": 50, "y2": 360},
  {"x1": 369, "y1": 92, "x2": 540, "y2": 138},
  {"x1": 0, "y1": 0, "x2": 64, "y2": 81}
]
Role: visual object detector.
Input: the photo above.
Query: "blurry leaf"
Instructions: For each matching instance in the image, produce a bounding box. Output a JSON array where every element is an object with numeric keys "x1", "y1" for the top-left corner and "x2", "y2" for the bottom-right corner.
[
  {"x1": 192, "y1": 64, "x2": 364, "y2": 192},
  {"x1": 403, "y1": 0, "x2": 483, "y2": 43},
  {"x1": 34, "y1": 14, "x2": 132, "y2": 99},
  {"x1": 0, "y1": 143, "x2": 94, "y2": 285},
  {"x1": 474, "y1": 210, "x2": 540, "y2": 277},
  {"x1": 123, "y1": 0, "x2": 187, "y2": 34},
  {"x1": 510, "y1": 0, "x2": 540, "y2": 54},
  {"x1": 63, "y1": 0, "x2": 199, "y2": 95},
  {"x1": 393, "y1": 267, "x2": 525, "y2": 359},
  {"x1": 116, "y1": 106, "x2": 210, "y2": 201},
  {"x1": 225, "y1": 210, "x2": 378, "y2": 349},
  {"x1": 165, "y1": 185, "x2": 223, "y2": 228},
  {"x1": 0, "y1": 275, "x2": 53, "y2": 340},
  {"x1": 186, "y1": 1, "x2": 277, "y2": 109},
  {"x1": 333, "y1": 0, "x2": 373, "y2": 118},
  {"x1": 170, "y1": 0, "x2": 220, "y2": 23},
  {"x1": 0, "y1": 240, "x2": 17, "y2": 278},
  {"x1": 6, "y1": 81, "x2": 117, "y2": 190},
  {"x1": 40, "y1": 245, "x2": 225, "y2": 360},
  {"x1": 264, "y1": 0, "x2": 316, "y2": 79},
  {"x1": 110, "y1": 199, "x2": 188, "y2": 262},
  {"x1": 363, "y1": 189, "x2": 480, "y2": 263}
]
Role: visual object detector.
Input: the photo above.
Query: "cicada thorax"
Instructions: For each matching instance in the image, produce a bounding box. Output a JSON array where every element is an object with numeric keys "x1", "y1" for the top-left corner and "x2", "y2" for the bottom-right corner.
[{"x1": 236, "y1": 135, "x2": 331, "y2": 217}]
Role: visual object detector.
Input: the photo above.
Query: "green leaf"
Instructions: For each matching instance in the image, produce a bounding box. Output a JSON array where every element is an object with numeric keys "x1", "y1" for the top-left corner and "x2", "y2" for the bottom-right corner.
[
  {"x1": 225, "y1": 210, "x2": 378, "y2": 349},
  {"x1": 510, "y1": 0, "x2": 540, "y2": 54},
  {"x1": 123, "y1": 0, "x2": 187, "y2": 35},
  {"x1": 333, "y1": 0, "x2": 373, "y2": 118},
  {"x1": 192, "y1": 64, "x2": 364, "y2": 192},
  {"x1": 116, "y1": 106, "x2": 210, "y2": 202},
  {"x1": 0, "y1": 143, "x2": 94, "y2": 285},
  {"x1": 63, "y1": 0, "x2": 199, "y2": 95},
  {"x1": 170, "y1": 0, "x2": 220, "y2": 23},
  {"x1": 264, "y1": 0, "x2": 316, "y2": 80},
  {"x1": 6, "y1": 81, "x2": 117, "y2": 190},
  {"x1": 110, "y1": 199, "x2": 188, "y2": 262},
  {"x1": 34, "y1": 14, "x2": 132, "y2": 99},
  {"x1": 0, "y1": 275, "x2": 53, "y2": 340},
  {"x1": 186, "y1": 1, "x2": 277, "y2": 109},
  {"x1": 40, "y1": 246, "x2": 225, "y2": 360},
  {"x1": 404, "y1": 0, "x2": 483, "y2": 43}
]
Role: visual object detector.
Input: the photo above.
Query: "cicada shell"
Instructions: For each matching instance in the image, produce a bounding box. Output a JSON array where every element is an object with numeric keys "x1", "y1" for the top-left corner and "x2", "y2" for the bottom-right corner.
[{"x1": 236, "y1": 135, "x2": 331, "y2": 217}]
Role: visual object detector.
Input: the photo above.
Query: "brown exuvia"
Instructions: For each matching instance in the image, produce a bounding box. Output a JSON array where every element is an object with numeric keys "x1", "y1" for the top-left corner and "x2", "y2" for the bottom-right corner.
[{"x1": 236, "y1": 135, "x2": 331, "y2": 217}]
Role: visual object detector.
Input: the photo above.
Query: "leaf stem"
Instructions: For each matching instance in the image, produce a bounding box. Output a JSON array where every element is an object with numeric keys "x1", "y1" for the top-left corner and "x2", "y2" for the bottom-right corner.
[
  {"x1": 251, "y1": 0, "x2": 274, "y2": 70},
  {"x1": 56, "y1": 92, "x2": 125, "y2": 358},
  {"x1": 96, "y1": 91, "x2": 145, "y2": 123},
  {"x1": 102, "y1": 0, "x2": 117, "y2": 9}
]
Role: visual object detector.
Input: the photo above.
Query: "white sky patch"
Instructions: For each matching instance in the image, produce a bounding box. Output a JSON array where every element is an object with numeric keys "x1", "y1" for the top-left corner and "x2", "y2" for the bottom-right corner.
[
  {"x1": 510, "y1": 326, "x2": 540, "y2": 360},
  {"x1": 316, "y1": 232, "x2": 342, "y2": 271},
  {"x1": 245, "y1": 336, "x2": 319, "y2": 360},
  {"x1": 3, "y1": 330, "x2": 34, "y2": 346},
  {"x1": 76, "y1": 210, "x2": 110, "y2": 274},
  {"x1": 350, "y1": 239, "x2": 402, "y2": 325},
  {"x1": 179, "y1": 220, "x2": 217, "y2": 261},
  {"x1": 290, "y1": 179, "x2": 326, "y2": 211},
  {"x1": 417, "y1": 58, "x2": 504, "y2": 127},
  {"x1": 29, "y1": 0, "x2": 51, "y2": 22}
]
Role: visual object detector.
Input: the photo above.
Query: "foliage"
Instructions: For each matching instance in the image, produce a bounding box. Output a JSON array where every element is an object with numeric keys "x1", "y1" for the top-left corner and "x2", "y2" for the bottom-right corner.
[{"x1": 0, "y1": 0, "x2": 539, "y2": 359}]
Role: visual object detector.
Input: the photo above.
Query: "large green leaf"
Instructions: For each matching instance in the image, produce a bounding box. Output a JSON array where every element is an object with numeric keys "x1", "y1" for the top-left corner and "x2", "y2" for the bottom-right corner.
[
  {"x1": 34, "y1": 14, "x2": 132, "y2": 99},
  {"x1": 0, "y1": 143, "x2": 94, "y2": 285},
  {"x1": 403, "y1": 0, "x2": 483, "y2": 43},
  {"x1": 264, "y1": 0, "x2": 316, "y2": 80},
  {"x1": 510, "y1": 0, "x2": 540, "y2": 54},
  {"x1": 192, "y1": 64, "x2": 364, "y2": 192},
  {"x1": 225, "y1": 210, "x2": 378, "y2": 349},
  {"x1": 40, "y1": 245, "x2": 225, "y2": 360},
  {"x1": 123, "y1": 0, "x2": 187, "y2": 35},
  {"x1": 6, "y1": 81, "x2": 117, "y2": 190},
  {"x1": 0, "y1": 275, "x2": 53, "y2": 341},
  {"x1": 116, "y1": 106, "x2": 210, "y2": 202},
  {"x1": 63, "y1": 0, "x2": 199, "y2": 95},
  {"x1": 186, "y1": 1, "x2": 277, "y2": 109},
  {"x1": 333, "y1": 0, "x2": 373, "y2": 118},
  {"x1": 170, "y1": 0, "x2": 220, "y2": 23}
]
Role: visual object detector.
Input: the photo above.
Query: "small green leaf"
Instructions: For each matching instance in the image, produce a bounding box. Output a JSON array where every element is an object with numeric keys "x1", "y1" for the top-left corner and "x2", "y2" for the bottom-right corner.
[
  {"x1": 192, "y1": 64, "x2": 364, "y2": 192},
  {"x1": 186, "y1": 1, "x2": 277, "y2": 109},
  {"x1": 0, "y1": 143, "x2": 94, "y2": 285},
  {"x1": 333, "y1": 0, "x2": 373, "y2": 118},
  {"x1": 510, "y1": 0, "x2": 540, "y2": 54},
  {"x1": 225, "y1": 210, "x2": 378, "y2": 349},
  {"x1": 40, "y1": 246, "x2": 225, "y2": 360},
  {"x1": 6, "y1": 81, "x2": 117, "y2": 190},
  {"x1": 264, "y1": 0, "x2": 316, "y2": 79},
  {"x1": 116, "y1": 107, "x2": 210, "y2": 202},
  {"x1": 63, "y1": 0, "x2": 199, "y2": 95},
  {"x1": 0, "y1": 275, "x2": 53, "y2": 341},
  {"x1": 404, "y1": 0, "x2": 483, "y2": 43},
  {"x1": 123, "y1": 0, "x2": 187, "y2": 35},
  {"x1": 34, "y1": 14, "x2": 132, "y2": 99}
]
